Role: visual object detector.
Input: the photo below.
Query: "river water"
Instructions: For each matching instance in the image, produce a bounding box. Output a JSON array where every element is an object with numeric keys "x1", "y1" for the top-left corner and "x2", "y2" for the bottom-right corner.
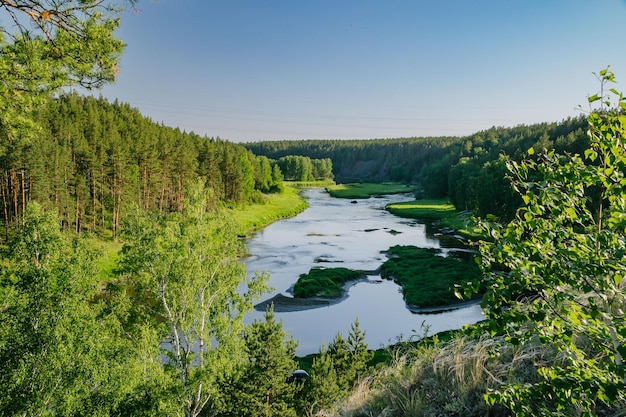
[{"x1": 244, "y1": 188, "x2": 484, "y2": 355}]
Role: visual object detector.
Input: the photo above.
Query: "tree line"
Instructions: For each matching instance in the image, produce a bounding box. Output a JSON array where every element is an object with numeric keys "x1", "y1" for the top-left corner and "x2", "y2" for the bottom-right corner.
[
  {"x1": 244, "y1": 116, "x2": 589, "y2": 220},
  {"x1": 0, "y1": 94, "x2": 287, "y2": 239},
  {"x1": 276, "y1": 155, "x2": 334, "y2": 182}
]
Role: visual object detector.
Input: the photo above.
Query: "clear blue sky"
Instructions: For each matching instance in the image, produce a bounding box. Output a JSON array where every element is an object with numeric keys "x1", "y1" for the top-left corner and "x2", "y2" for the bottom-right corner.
[{"x1": 98, "y1": 0, "x2": 626, "y2": 142}]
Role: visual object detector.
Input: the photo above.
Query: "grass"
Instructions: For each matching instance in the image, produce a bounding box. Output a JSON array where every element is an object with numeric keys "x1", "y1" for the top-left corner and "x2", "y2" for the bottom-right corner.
[
  {"x1": 331, "y1": 328, "x2": 626, "y2": 417},
  {"x1": 226, "y1": 185, "x2": 309, "y2": 237},
  {"x1": 332, "y1": 332, "x2": 518, "y2": 417},
  {"x1": 385, "y1": 199, "x2": 456, "y2": 220},
  {"x1": 380, "y1": 245, "x2": 483, "y2": 308},
  {"x1": 84, "y1": 235, "x2": 123, "y2": 282},
  {"x1": 292, "y1": 267, "x2": 364, "y2": 298},
  {"x1": 287, "y1": 179, "x2": 336, "y2": 188},
  {"x1": 386, "y1": 199, "x2": 483, "y2": 240},
  {"x1": 91, "y1": 187, "x2": 309, "y2": 278},
  {"x1": 326, "y1": 182, "x2": 414, "y2": 199}
]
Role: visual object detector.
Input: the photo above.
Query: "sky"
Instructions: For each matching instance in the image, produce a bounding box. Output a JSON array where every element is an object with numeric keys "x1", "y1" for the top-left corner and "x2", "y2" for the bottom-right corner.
[{"x1": 98, "y1": 0, "x2": 626, "y2": 142}]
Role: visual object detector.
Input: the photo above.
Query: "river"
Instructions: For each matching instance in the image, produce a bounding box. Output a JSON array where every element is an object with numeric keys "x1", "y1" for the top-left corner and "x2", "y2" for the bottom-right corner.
[{"x1": 244, "y1": 188, "x2": 484, "y2": 355}]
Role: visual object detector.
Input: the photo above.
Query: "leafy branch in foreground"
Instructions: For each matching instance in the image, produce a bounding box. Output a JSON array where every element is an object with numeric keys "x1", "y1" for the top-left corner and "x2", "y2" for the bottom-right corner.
[
  {"x1": 467, "y1": 68, "x2": 626, "y2": 415},
  {"x1": 0, "y1": 0, "x2": 130, "y2": 133}
]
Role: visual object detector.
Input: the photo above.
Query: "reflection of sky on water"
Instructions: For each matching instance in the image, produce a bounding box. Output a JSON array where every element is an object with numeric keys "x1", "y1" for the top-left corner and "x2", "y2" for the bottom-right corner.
[{"x1": 244, "y1": 188, "x2": 484, "y2": 355}]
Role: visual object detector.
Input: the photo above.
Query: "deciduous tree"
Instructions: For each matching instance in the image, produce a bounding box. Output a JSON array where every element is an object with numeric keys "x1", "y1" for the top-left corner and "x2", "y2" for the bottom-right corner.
[
  {"x1": 119, "y1": 179, "x2": 268, "y2": 417},
  {"x1": 468, "y1": 69, "x2": 626, "y2": 415},
  {"x1": 0, "y1": 202, "x2": 152, "y2": 416}
]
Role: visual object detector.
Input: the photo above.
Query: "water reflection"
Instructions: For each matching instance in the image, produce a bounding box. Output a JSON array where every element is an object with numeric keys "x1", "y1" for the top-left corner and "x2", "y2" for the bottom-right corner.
[{"x1": 245, "y1": 188, "x2": 484, "y2": 355}]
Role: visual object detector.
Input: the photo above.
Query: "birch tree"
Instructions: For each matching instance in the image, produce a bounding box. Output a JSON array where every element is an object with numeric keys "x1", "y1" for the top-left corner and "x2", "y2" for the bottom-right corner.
[
  {"x1": 469, "y1": 69, "x2": 626, "y2": 415},
  {"x1": 120, "y1": 179, "x2": 268, "y2": 417}
]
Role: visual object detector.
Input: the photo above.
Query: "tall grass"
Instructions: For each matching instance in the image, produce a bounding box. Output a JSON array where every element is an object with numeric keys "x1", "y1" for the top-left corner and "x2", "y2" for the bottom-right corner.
[{"x1": 327, "y1": 333, "x2": 549, "y2": 417}]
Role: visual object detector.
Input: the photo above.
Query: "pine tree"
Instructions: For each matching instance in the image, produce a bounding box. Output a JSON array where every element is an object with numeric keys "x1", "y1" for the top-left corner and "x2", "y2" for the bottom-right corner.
[{"x1": 227, "y1": 308, "x2": 299, "y2": 417}]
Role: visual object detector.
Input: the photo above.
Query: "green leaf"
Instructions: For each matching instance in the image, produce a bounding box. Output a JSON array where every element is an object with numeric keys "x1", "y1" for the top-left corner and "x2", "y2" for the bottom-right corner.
[{"x1": 585, "y1": 149, "x2": 597, "y2": 161}]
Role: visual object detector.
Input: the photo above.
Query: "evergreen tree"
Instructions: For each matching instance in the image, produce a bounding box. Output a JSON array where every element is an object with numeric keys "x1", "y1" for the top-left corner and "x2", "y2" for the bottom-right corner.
[
  {"x1": 226, "y1": 308, "x2": 299, "y2": 417},
  {"x1": 302, "y1": 346, "x2": 342, "y2": 416}
]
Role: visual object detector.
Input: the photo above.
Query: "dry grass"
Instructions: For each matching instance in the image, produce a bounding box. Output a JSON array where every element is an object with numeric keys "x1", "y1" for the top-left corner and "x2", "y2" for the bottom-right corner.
[{"x1": 326, "y1": 334, "x2": 551, "y2": 417}]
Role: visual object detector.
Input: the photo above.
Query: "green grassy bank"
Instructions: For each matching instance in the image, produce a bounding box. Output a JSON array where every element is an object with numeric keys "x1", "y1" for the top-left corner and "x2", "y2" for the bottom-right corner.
[
  {"x1": 226, "y1": 185, "x2": 309, "y2": 237},
  {"x1": 386, "y1": 198, "x2": 482, "y2": 240},
  {"x1": 381, "y1": 245, "x2": 483, "y2": 308},
  {"x1": 326, "y1": 182, "x2": 414, "y2": 199}
]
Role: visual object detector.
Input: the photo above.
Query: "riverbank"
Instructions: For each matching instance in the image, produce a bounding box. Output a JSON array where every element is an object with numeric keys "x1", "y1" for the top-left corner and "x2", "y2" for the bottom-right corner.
[
  {"x1": 226, "y1": 185, "x2": 309, "y2": 237},
  {"x1": 326, "y1": 182, "x2": 414, "y2": 199},
  {"x1": 385, "y1": 198, "x2": 483, "y2": 240}
]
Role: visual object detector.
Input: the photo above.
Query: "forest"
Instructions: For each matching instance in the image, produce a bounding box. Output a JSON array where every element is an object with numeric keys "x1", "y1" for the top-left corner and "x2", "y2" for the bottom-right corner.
[
  {"x1": 245, "y1": 116, "x2": 590, "y2": 221},
  {"x1": 3, "y1": 89, "x2": 623, "y2": 417},
  {"x1": 0, "y1": 94, "x2": 336, "y2": 240},
  {"x1": 2, "y1": 1, "x2": 626, "y2": 415}
]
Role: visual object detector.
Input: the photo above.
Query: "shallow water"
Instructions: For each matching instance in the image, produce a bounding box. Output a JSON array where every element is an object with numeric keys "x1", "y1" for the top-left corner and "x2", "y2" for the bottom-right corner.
[{"x1": 244, "y1": 188, "x2": 484, "y2": 355}]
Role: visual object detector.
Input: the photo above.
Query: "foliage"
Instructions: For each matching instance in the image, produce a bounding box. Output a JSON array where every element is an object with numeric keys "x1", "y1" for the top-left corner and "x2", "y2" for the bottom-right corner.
[
  {"x1": 118, "y1": 179, "x2": 268, "y2": 417},
  {"x1": 299, "y1": 319, "x2": 373, "y2": 416},
  {"x1": 381, "y1": 245, "x2": 483, "y2": 308},
  {"x1": 326, "y1": 182, "x2": 414, "y2": 199},
  {"x1": 0, "y1": 0, "x2": 129, "y2": 137},
  {"x1": 466, "y1": 69, "x2": 626, "y2": 415},
  {"x1": 245, "y1": 119, "x2": 589, "y2": 218},
  {"x1": 292, "y1": 267, "x2": 363, "y2": 298},
  {"x1": 245, "y1": 137, "x2": 463, "y2": 184},
  {"x1": 277, "y1": 155, "x2": 334, "y2": 182},
  {"x1": 222, "y1": 308, "x2": 300, "y2": 417},
  {"x1": 0, "y1": 202, "x2": 157, "y2": 416},
  {"x1": 1, "y1": 94, "x2": 284, "y2": 238}
]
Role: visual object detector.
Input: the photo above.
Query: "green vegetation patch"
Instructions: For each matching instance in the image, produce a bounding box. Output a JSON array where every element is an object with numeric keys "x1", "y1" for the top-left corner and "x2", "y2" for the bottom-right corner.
[
  {"x1": 381, "y1": 245, "x2": 483, "y2": 308},
  {"x1": 326, "y1": 182, "x2": 414, "y2": 199},
  {"x1": 293, "y1": 267, "x2": 363, "y2": 298},
  {"x1": 386, "y1": 199, "x2": 456, "y2": 220},
  {"x1": 287, "y1": 179, "x2": 336, "y2": 188},
  {"x1": 87, "y1": 238, "x2": 124, "y2": 281},
  {"x1": 227, "y1": 186, "x2": 309, "y2": 237},
  {"x1": 386, "y1": 199, "x2": 483, "y2": 240}
]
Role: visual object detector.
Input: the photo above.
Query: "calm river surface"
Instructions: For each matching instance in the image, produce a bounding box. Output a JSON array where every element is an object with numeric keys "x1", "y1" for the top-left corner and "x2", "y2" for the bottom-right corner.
[{"x1": 244, "y1": 188, "x2": 484, "y2": 355}]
